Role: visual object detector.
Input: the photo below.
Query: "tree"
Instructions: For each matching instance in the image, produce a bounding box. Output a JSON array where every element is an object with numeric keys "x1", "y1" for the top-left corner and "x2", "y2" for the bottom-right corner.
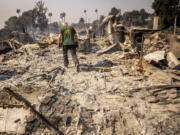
[
  {"x1": 60, "y1": 13, "x2": 64, "y2": 22},
  {"x1": 5, "y1": 9, "x2": 37, "y2": 33},
  {"x1": 99, "y1": 15, "x2": 105, "y2": 36},
  {"x1": 5, "y1": 16, "x2": 19, "y2": 31},
  {"x1": 48, "y1": 22, "x2": 59, "y2": 33},
  {"x1": 122, "y1": 9, "x2": 151, "y2": 27},
  {"x1": 79, "y1": 17, "x2": 85, "y2": 24},
  {"x1": 0, "y1": 28, "x2": 11, "y2": 40},
  {"x1": 84, "y1": 10, "x2": 87, "y2": 26},
  {"x1": 48, "y1": 12, "x2": 52, "y2": 24},
  {"x1": 95, "y1": 9, "x2": 100, "y2": 36},
  {"x1": 16, "y1": 9, "x2": 21, "y2": 17},
  {"x1": 63, "y1": 12, "x2": 66, "y2": 22},
  {"x1": 18, "y1": 9, "x2": 37, "y2": 32},
  {"x1": 84, "y1": 10, "x2": 87, "y2": 15},
  {"x1": 109, "y1": 7, "x2": 121, "y2": 16},
  {"x1": 79, "y1": 17, "x2": 85, "y2": 28},
  {"x1": 34, "y1": 0, "x2": 48, "y2": 31},
  {"x1": 152, "y1": 0, "x2": 180, "y2": 29},
  {"x1": 19, "y1": 10, "x2": 36, "y2": 26},
  {"x1": 3, "y1": 0, "x2": 50, "y2": 33},
  {"x1": 95, "y1": 9, "x2": 98, "y2": 20},
  {"x1": 92, "y1": 20, "x2": 99, "y2": 31},
  {"x1": 99, "y1": 15, "x2": 105, "y2": 23},
  {"x1": 109, "y1": 7, "x2": 122, "y2": 22}
]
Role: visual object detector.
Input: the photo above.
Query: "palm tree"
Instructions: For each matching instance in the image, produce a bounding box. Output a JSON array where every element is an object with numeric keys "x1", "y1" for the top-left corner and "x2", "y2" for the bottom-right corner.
[
  {"x1": 60, "y1": 12, "x2": 66, "y2": 22},
  {"x1": 16, "y1": 9, "x2": 21, "y2": 17},
  {"x1": 48, "y1": 12, "x2": 52, "y2": 24},
  {"x1": 84, "y1": 10, "x2": 87, "y2": 28},
  {"x1": 84, "y1": 10, "x2": 87, "y2": 14},
  {"x1": 95, "y1": 9, "x2": 98, "y2": 20},
  {"x1": 63, "y1": 12, "x2": 66, "y2": 22},
  {"x1": 60, "y1": 13, "x2": 64, "y2": 22},
  {"x1": 95, "y1": 9, "x2": 100, "y2": 37}
]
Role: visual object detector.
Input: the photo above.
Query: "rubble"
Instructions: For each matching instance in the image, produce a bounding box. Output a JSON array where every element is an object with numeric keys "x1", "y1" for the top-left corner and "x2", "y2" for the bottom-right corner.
[
  {"x1": 0, "y1": 33, "x2": 59, "y2": 55},
  {"x1": 78, "y1": 36, "x2": 91, "y2": 53},
  {"x1": 141, "y1": 32, "x2": 180, "y2": 70},
  {"x1": 0, "y1": 41, "x2": 12, "y2": 54},
  {"x1": 170, "y1": 35, "x2": 180, "y2": 58},
  {"x1": 96, "y1": 37, "x2": 111, "y2": 47},
  {"x1": 144, "y1": 51, "x2": 165, "y2": 63},
  {"x1": 35, "y1": 33, "x2": 58, "y2": 45},
  {"x1": 95, "y1": 60, "x2": 114, "y2": 67},
  {"x1": 11, "y1": 31, "x2": 35, "y2": 44},
  {"x1": 0, "y1": 107, "x2": 31, "y2": 134},
  {"x1": 101, "y1": 15, "x2": 126, "y2": 45},
  {"x1": 96, "y1": 43, "x2": 121, "y2": 56},
  {"x1": 167, "y1": 52, "x2": 180, "y2": 69},
  {"x1": 0, "y1": 23, "x2": 180, "y2": 135},
  {"x1": 3, "y1": 87, "x2": 64, "y2": 135},
  {"x1": 143, "y1": 32, "x2": 169, "y2": 55}
]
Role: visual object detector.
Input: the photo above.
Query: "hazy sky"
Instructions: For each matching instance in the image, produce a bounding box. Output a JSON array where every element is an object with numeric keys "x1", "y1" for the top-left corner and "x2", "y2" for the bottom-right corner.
[{"x1": 0, "y1": 0, "x2": 154, "y2": 29}]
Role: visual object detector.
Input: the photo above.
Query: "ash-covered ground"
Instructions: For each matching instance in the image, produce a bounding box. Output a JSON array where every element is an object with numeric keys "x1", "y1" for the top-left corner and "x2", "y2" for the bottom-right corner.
[{"x1": 0, "y1": 35, "x2": 180, "y2": 135}]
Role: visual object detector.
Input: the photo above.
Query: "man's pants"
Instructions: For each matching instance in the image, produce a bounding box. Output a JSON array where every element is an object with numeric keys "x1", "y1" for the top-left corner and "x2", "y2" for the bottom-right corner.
[{"x1": 63, "y1": 45, "x2": 79, "y2": 67}]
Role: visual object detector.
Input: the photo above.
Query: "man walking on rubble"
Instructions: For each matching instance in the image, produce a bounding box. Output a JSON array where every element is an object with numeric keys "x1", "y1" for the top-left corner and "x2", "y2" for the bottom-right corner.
[{"x1": 58, "y1": 22, "x2": 80, "y2": 72}]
